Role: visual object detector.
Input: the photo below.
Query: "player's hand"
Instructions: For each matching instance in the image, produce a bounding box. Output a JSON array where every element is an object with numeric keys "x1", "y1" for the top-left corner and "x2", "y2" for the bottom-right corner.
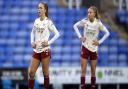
[
  {"x1": 92, "y1": 40, "x2": 99, "y2": 46},
  {"x1": 42, "y1": 40, "x2": 49, "y2": 47},
  {"x1": 31, "y1": 42, "x2": 36, "y2": 48},
  {"x1": 80, "y1": 37, "x2": 86, "y2": 42}
]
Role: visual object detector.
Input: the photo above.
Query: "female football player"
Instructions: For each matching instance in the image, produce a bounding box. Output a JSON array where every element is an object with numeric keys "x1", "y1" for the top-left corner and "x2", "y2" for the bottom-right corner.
[
  {"x1": 28, "y1": 2, "x2": 60, "y2": 89},
  {"x1": 73, "y1": 6, "x2": 110, "y2": 89}
]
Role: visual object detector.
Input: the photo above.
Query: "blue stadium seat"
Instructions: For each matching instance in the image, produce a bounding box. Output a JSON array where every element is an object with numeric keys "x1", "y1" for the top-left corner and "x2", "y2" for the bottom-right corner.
[
  {"x1": 110, "y1": 31, "x2": 118, "y2": 38},
  {"x1": 50, "y1": 61, "x2": 61, "y2": 67},
  {"x1": 61, "y1": 53, "x2": 71, "y2": 62},
  {"x1": 52, "y1": 55, "x2": 62, "y2": 62},
  {"x1": 71, "y1": 53, "x2": 80, "y2": 62},
  {"x1": 71, "y1": 46, "x2": 80, "y2": 54},
  {"x1": 118, "y1": 54, "x2": 127, "y2": 62},
  {"x1": 116, "y1": 10, "x2": 127, "y2": 25},
  {"x1": 109, "y1": 46, "x2": 118, "y2": 54},
  {"x1": 109, "y1": 39, "x2": 118, "y2": 46},
  {"x1": 98, "y1": 54, "x2": 109, "y2": 66},
  {"x1": 99, "y1": 46, "x2": 109, "y2": 53},
  {"x1": 108, "y1": 54, "x2": 118, "y2": 62}
]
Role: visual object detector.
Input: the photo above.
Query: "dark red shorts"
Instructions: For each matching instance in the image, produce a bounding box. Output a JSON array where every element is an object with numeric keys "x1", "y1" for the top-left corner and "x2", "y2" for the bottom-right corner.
[
  {"x1": 32, "y1": 49, "x2": 51, "y2": 61},
  {"x1": 81, "y1": 46, "x2": 98, "y2": 60}
]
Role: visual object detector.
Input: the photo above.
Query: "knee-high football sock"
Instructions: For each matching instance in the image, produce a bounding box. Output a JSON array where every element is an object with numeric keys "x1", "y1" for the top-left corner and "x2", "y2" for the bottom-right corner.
[
  {"x1": 80, "y1": 76, "x2": 85, "y2": 89},
  {"x1": 44, "y1": 76, "x2": 49, "y2": 89},
  {"x1": 28, "y1": 79, "x2": 35, "y2": 89},
  {"x1": 91, "y1": 77, "x2": 96, "y2": 89}
]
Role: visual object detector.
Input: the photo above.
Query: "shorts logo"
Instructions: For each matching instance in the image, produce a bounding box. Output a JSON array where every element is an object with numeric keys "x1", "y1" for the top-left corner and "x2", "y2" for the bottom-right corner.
[
  {"x1": 46, "y1": 52, "x2": 48, "y2": 55},
  {"x1": 45, "y1": 50, "x2": 49, "y2": 55}
]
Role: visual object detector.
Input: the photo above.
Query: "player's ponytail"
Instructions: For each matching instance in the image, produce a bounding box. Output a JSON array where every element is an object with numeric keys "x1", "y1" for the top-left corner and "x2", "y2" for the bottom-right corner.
[
  {"x1": 41, "y1": 2, "x2": 48, "y2": 17},
  {"x1": 90, "y1": 6, "x2": 99, "y2": 19}
]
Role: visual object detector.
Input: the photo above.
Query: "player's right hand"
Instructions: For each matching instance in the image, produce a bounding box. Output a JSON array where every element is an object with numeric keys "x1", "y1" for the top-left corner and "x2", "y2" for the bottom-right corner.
[
  {"x1": 31, "y1": 42, "x2": 36, "y2": 48},
  {"x1": 80, "y1": 37, "x2": 86, "y2": 42}
]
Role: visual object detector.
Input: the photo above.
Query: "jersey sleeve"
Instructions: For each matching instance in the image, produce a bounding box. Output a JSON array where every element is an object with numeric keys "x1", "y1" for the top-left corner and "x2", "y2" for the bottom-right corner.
[
  {"x1": 48, "y1": 20, "x2": 60, "y2": 45},
  {"x1": 98, "y1": 21, "x2": 110, "y2": 44},
  {"x1": 73, "y1": 18, "x2": 85, "y2": 38},
  {"x1": 30, "y1": 20, "x2": 36, "y2": 44}
]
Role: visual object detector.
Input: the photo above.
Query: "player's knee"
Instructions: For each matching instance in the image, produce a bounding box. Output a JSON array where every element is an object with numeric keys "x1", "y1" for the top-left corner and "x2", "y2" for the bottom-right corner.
[
  {"x1": 29, "y1": 70, "x2": 35, "y2": 79},
  {"x1": 91, "y1": 66, "x2": 95, "y2": 70},
  {"x1": 43, "y1": 72, "x2": 49, "y2": 77},
  {"x1": 81, "y1": 69, "x2": 86, "y2": 76},
  {"x1": 43, "y1": 70, "x2": 49, "y2": 77}
]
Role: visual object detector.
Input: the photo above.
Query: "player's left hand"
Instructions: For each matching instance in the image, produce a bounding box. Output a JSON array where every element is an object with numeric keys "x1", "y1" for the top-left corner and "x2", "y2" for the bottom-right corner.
[
  {"x1": 42, "y1": 40, "x2": 49, "y2": 47},
  {"x1": 92, "y1": 40, "x2": 99, "y2": 46}
]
